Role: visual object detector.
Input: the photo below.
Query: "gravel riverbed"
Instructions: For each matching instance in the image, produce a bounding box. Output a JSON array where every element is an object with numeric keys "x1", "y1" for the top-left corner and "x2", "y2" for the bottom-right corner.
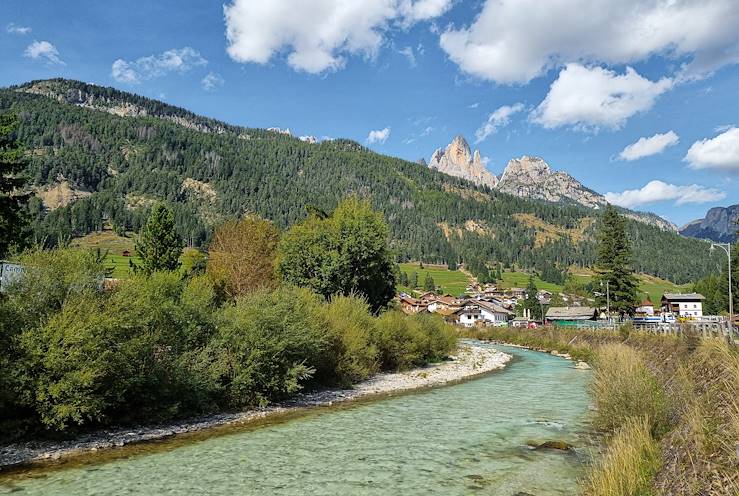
[{"x1": 0, "y1": 343, "x2": 510, "y2": 470}]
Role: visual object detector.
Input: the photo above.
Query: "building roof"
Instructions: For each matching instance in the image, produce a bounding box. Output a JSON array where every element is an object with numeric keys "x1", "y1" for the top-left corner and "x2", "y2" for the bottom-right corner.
[
  {"x1": 546, "y1": 307, "x2": 597, "y2": 320},
  {"x1": 477, "y1": 300, "x2": 514, "y2": 315},
  {"x1": 662, "y1": 293, "x2": 705, "y2": 302}
]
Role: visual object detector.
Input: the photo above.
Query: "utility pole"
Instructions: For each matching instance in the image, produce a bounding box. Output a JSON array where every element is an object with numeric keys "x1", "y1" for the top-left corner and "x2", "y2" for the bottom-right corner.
[
  {"x1": 711, "y1": 242, "x2": 733, "y2": 335},
  {"x1": 606, "y1": 280, "x2": 611, "y2": 324}
]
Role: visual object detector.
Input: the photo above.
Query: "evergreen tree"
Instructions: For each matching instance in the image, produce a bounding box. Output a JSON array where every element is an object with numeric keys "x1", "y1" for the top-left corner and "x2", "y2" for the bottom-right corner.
[
  {"x1": 521, "y1": 275, "x2": 542, "y2": 320},
  {"x1": 448, "y1": 259, "x2": 458, "y2": 271},
  {"x1": 409, "y1": 272, "x2": 418, "y2": 289},
  {"x1": 399, "y1": 271, "x2": 409, "y2": 287},
  {"x1": 0, "y1": 114, "x2": 29, "y2": 257},
  {"x1": 423, "y1": 273, "x2": 435, "y2": 292},
  {"x1": 134, "y1": 203, "x2": 184, "y2": 274},
  {"x1": 595, "y1": 205, "x2": 639, "y2": 317}
]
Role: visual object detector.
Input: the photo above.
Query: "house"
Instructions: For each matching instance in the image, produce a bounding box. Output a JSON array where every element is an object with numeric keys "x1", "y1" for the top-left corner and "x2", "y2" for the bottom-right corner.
[
  {"x1": 508, "y1": 287, "x2": 527, "y2": 299},
  {"x1": 427, "y1": 294, "x2": 464, "y2": 313},
  {"x1": 476, "y1": 300, "x2": 514, "y2": 325},
  {"x1": 510, "y1": 316, "x2": 530, "y2": 328},
  {"x1": 398, "y1": 294, "x2": 429, "y2": 315},
  {"x1": 661, "y1": 293, "x2": 704, "y2": 318},
  {"x1": 546, "y1": 307, "x2": 598, "y2": 325},
  {"x1": 537, "y1": 290, "x2": 552, "y2": 305},
  {"x1": 635, "y1": 298, "x2": 655, "y2": 316},
  {"x1": 454, "y1": 306, "x2": 483, "y2": 327}
]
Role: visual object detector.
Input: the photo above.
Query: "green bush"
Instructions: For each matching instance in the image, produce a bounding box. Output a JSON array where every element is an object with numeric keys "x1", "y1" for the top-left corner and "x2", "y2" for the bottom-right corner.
[
  {"x1": 411, "y1": 313, "x2": 457, "y2": 362},
  {"x1": 322, "y1": 295, "x2": 379, "y2": 387},
  {"x1": 205, "y1": 286, "x2": 330, "y2": 407},
  {"x1": 373, "y1": 311, "x2": 426, "y2": 371}
]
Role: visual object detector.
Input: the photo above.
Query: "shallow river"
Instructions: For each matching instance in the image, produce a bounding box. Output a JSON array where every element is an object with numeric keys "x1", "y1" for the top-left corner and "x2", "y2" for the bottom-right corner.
[{"x1": 0, "y1": 344, "x2": 593, "y2": 495}]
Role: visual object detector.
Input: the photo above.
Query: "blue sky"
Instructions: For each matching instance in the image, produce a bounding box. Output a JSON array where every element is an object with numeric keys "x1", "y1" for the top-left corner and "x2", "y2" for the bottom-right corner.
[{"x1": 2, "y1": 0, "x2": 739, "y2": 226}]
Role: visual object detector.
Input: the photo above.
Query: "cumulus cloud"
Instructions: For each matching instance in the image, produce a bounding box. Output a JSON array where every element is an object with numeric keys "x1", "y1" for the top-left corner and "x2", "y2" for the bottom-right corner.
[
  {"x1": 367, "y1": 127, "x2": 391, "y2": 144},
  {"x1": 201, "y1": 72, "x2": 225, "y2": 91},
  {"x1": 531, "y1": 64, "x2": 672, "y2": 131},
  {"x1": 7, "y1": 23, "x2": 31, "y2": 35},
  {"x1": 111, "y1": 47, "x2": 207, "y2": 84},
  {"x1": 474, "y1": 103, "x2": 524, "y2": 143},
  {"x1": 223, "y1": 0, "x2": 451, "y2": 74},
  {"x1": 439, "y1": 0, "x2": 739, "y2": 84},
  {"x1": 605, "y1": 180, "x2": 725, "y2": 208},
  {"x1": 23, "y1": 40, "x2": 64, "y2": 65},
  {"x1": 684, "y1": 127, "x2": 739, "y2": 172},
  {"x1": 618, "y1": 131, "x2": 679, "y2": 161}
]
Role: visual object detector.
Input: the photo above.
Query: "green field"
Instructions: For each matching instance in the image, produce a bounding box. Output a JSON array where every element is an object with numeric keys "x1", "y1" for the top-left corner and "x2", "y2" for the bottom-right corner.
[
  {"x1": 70, "y1": 231, "x2": 203, "y2": 279},
  {"x1": 397, "y1": 263, "x2": 471, "y2": 296},
  {"x1": 500, "y1": 270, "x2": 690, "y2": 303}
]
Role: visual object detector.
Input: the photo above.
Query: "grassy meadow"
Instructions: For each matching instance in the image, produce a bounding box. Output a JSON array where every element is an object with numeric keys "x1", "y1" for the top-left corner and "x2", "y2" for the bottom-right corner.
[{"x1": 397, "y1": 262, "x2": 471, "y2": 296}]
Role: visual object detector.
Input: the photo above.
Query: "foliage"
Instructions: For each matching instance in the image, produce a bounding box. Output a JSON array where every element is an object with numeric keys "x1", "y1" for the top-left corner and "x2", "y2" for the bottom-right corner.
[
  {"x1": 584, "y1": 416, "x2": 662, "y2": 496},
  {"x1": 277, "y1": 197, "x2": 397, "y2": 312},
  {"x1": 591, "y1": 343, "x2": 668, "y2": 436},
  {"x1": 207, "y1": 215, "x2": 279, "y2": 298},
  {"x1": 321, "y1": 295, "x2": 380, "y2": 386},
  {"x1": 595, "y1": 205, "x2": 640, "y2": 316},
  {"x1": 519, "y1": 275, "x2": 543, "y2": 321},
  {"x1": 0, "y1": 79, "x2": 720, "y2": 284},
  {"x1": 0, "y1": 112, "x2": 30, "y2": 257},
  {"x1": 423, "y1": 272, "x2": 435, "y2": 292},
  {"x1": 134, "y1": 203, "x2": 184, "y2": 274}
]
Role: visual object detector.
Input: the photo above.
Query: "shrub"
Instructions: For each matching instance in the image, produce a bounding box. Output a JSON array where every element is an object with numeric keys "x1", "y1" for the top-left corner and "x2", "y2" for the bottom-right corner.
[
  {"x1": 584, "y1": 416, "x2": 661, "y2": 496},
  {"x1": 206, "y1": 286, "x2": 329, "y2": 407},
  {"x1": 411, "y1": 313, "x2": 457, "y2": 362},
  {"x1": 321, "y1": 295, "x2": 379, "y2": 386},
  {"x1": 591, "y1": 344, "x2": 668, "y2": 436},
  {"x1": 373, "y1": 311, "x2": 426, "y2": 371},
  {"x1": 207, "y1": 216, "x2": 280, "y2": 299}
]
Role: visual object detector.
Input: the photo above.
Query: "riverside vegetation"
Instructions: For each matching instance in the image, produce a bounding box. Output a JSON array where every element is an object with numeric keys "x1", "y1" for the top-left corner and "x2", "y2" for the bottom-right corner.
[
  {"x1": 0, "y1": 197, "x2": 456, "y2": 442},
  {"x1": 463, "y1": 326, "x2": 739, "y2": 496}
]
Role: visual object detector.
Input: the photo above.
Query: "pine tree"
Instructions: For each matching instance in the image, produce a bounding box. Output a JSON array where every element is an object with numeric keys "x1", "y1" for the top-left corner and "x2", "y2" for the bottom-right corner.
[
  {"x1": 0, "y1": 114, "x2": 30, "y2": 257},
  {"x1": 423, "y1": 273, "x2": 435, "y2": 292},
  {"x1": 595, "y1": 205, "x2": 639, "y2": 317},
  {"x1": 410, "y1": 272, "x2": 418, "y2": 289},
  {"x1": 399, "y1": 271, "x2": 409, "y2": 287},
  {"x1": 134, "y1": 203, "x2": 183, "y2": 274},
  {"x1": 521, "y1": 275, "x2": 542, "y2": 320}
]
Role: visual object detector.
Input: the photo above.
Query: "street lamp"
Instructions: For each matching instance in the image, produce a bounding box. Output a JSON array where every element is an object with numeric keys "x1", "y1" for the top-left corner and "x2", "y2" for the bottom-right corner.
[{"x1": 710, "y1": 242, "x2": 733, "y2": 334}]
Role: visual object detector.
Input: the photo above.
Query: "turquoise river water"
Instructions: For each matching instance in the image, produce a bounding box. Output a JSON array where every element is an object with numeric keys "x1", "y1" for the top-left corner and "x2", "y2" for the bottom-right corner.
[{"x1": 0, "y1": 344, "x2": 593, "y2": 495}]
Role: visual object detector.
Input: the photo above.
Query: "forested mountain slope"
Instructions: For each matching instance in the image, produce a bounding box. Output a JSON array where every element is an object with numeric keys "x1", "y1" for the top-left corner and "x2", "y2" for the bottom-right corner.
[{"x1": 0, "y1": 79, "x2": 720, "y2": 284}]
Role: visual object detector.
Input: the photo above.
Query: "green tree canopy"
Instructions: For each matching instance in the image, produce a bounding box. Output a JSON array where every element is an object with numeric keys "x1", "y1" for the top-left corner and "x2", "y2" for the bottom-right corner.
[
  {"x1": 0, "y1": 113, "x2": 29, "y2": 257},
  {"x1": 520, "y1": 275, "x2": 542, "y2": 320},
  {"x1": 423, "y1": 273, "x2": 435, "y2": 292},
  {"x1": 595, "y1": 205, "x2": 640, "y2": 317},
  {"x1": 134, "y1": 203, "x2": 184, "y2": 274},
  {"x1": 277, "y1": 197, "x2": 397, "y2": 312}
]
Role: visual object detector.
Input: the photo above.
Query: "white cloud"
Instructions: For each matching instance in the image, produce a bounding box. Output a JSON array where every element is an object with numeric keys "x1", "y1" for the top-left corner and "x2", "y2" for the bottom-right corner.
[
  {"x1": 399, "y1": 46, "x2": 416, "y2": 66},
  {"x1": 367, "y1": 127, "x2": 391, "y2": 144},
  {"x1": 531, "y1": 64, "x2": 672, "y2": 131},
  {"x1": 111, "y1": 47, "x2": 207, "y2": 84},
  {"x1": 474, "y1": 102, "x2": 524, "y2": 143},
  {"x1": 7, "y1": 23, "x2": 31, "y2": 35},
  {"x1": 684, "y1": 127, "x2": 739, "y2": 171},
  {"x1": 605, "y1": 180, "x2": 725, "y2": 208},
  {"x1": 467, "y1": 102, "x2": 479, "y2": 109},
  {"x1": 23, "y1": 40, "x2": 64, "y2": 65},
  {"x1": 618, "y1": 131, "x2": 679, "y2": 161},
  {"x1": 439, "y1": 0, "x2": 739, "y2": 84},
  {"x1": 201, "y1": 72, "x2": 225, "y2": 91},
  {"x1": 223, "y1": 0, "x2": 451, "y2": 74}
]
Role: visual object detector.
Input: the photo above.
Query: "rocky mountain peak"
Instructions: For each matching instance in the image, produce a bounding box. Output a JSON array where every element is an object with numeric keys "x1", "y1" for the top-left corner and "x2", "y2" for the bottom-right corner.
[{"x1": 428, "y1": 136, "x2": 498, "y2": 188}]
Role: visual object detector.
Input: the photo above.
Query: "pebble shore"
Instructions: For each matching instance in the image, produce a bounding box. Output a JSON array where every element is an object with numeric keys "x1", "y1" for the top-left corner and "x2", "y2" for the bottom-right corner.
[{"x1": 0, "y1": 344, "x2": 510, "y2": 470}]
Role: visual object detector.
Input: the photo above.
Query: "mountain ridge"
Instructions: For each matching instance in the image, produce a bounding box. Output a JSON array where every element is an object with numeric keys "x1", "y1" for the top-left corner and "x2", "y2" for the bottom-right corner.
[
  {"x1": 680, "y1": 204, "x2": 739, "y2": 242},
  {"x1": 425, "y1": 136, "x2": 677, "y2": 232},
  {"x1": 0, "y1": 78, "x2": 717, "y2": 285}
]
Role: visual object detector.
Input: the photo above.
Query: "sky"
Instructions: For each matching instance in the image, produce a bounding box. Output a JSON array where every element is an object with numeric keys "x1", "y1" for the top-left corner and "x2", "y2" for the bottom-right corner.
[{"x1": 2, "y1": 0, "x2": 739, "y2": 227}]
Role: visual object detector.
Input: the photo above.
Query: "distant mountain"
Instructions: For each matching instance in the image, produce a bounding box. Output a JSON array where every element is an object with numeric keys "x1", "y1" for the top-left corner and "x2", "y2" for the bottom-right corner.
[
  {"x1": 428, "y1": 136, "x2": 498, "y2": 188},
  {"x1": 426, "y1": 137, "x2": 677, "y2": 232},
  {"x1": 680, "y1": 205, "x2": 739, "y2": 242},
  {"x1": 0, "y1": 78, "x2": 717, "y2": 284}
]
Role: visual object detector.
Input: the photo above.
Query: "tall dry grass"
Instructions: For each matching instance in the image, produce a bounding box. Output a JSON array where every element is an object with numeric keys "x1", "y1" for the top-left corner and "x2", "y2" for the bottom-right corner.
[
  {"x1": 584, "y1": 416, "x2": 661, "y2": 496},
  {"x1": 590, "y1": 343, "x2": 668, "y2": 437}
]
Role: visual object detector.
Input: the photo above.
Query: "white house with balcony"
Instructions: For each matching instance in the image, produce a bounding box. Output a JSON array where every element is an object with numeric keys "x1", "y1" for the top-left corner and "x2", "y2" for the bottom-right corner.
[{"x1": 660, "y1": 293, "x2": 704, "y2": 318}]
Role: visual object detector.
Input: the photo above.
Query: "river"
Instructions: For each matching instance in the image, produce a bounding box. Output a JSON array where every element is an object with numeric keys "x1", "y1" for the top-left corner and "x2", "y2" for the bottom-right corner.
[{"x1": 0, "y1": 344, "x2": 593, "y2": 495}]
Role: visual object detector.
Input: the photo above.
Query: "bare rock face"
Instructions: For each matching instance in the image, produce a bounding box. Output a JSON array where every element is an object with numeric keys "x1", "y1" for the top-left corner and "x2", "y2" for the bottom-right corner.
[
  {"x1": 497, "y1": 156, "x2": 604, "y2": 209},
  {"x1": 428, "y1": 136, "x2": 498, "y2": 188},
  {"x1": 680, "y1": 205, "x2": 739, "y2": 242}
]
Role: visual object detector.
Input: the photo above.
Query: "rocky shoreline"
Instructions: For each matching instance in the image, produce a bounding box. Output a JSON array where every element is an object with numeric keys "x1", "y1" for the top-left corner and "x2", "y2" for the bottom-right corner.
[{"x1": 0, "y1": 343, "x2": 510, "y2": 471}]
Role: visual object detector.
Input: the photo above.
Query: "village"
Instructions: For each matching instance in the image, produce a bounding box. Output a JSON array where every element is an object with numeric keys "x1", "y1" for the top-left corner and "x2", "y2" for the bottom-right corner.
[{"x1": 398, "y1": 278, "x2": 729, "y2": 331}]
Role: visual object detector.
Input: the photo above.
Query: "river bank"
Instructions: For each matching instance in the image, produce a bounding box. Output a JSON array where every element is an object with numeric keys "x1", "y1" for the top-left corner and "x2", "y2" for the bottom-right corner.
[{"x1": 0, "y1": 343, "x2": 510, "y2": 471}]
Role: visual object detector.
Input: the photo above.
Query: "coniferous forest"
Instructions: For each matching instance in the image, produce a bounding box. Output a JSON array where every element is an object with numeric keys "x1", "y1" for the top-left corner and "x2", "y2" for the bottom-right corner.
[{"x1": 0, "y1": 78, "x2": 722, "y2": 284}]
